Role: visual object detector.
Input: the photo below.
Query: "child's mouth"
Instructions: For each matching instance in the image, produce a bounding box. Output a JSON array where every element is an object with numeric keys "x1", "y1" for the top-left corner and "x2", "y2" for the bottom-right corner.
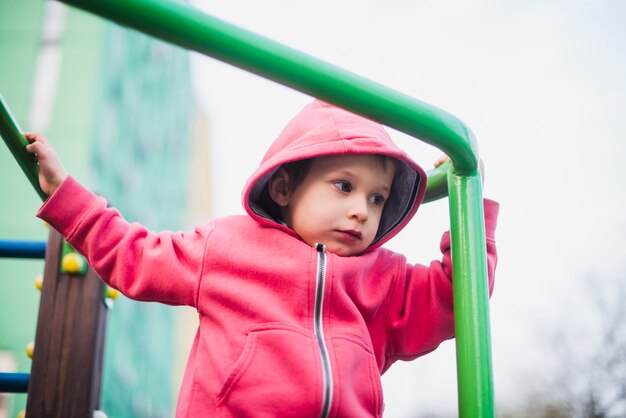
[{"x1": 337, "y1": 229, "x2": 362, "y2": 241}]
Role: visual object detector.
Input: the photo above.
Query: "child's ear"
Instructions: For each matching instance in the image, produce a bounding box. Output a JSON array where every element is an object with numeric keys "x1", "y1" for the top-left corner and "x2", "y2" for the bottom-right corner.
[{"x1": 268, "y1": 168, "x2": 291, "y2": 207}]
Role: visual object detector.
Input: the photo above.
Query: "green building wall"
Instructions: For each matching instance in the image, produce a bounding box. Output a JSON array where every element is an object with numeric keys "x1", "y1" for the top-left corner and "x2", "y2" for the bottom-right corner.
[
  {"x1": 1, "y1": 2, "x2": 198, "y2": 417},
  {"x1": 92, "y1": 21, "x2": 193, "y2": 418}
]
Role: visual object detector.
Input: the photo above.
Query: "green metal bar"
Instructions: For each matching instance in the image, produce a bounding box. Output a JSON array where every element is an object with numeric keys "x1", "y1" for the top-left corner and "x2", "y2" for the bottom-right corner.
[
  {"x1": 0, "y1": 92, "x2": 448, "y2": 202},
  {"x1": 0, "y1": 94, "x2": 47, "y2": 200},
  {"x1": 447, "y1": 168, "x2": 494, "y2": 418},
  {"x1": 59, "y1": 0, "x2": 478, "y2": 174},
  {"x1": 424, "y1": 161, "x2": 451, "y2": 203}
]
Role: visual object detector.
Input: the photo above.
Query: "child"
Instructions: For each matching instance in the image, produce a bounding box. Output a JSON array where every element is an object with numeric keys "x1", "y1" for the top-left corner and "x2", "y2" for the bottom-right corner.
[{"x1": 26, "y1": 100, "x2": 498, "y2": 417}]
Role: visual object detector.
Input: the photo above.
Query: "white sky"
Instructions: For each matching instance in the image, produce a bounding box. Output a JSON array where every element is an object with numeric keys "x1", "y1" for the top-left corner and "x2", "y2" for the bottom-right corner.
[{"x1": 190, "y1": 1, "x2": 626, "y2": 416}]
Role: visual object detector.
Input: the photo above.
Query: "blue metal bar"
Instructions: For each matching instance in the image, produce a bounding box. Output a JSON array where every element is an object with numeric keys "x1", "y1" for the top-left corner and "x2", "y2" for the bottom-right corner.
[
  {"x1": 0, "y1": 239, "x2": 47, "y2": 258},
  {"x1": 0, "y1": 372, "x2": 29, "y2": 393}
]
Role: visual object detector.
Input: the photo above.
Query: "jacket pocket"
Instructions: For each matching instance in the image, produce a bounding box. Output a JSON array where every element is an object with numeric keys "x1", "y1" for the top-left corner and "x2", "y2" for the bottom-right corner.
[
  {"x1": 216, "y1": 323, "x2": 320, "y2": 418},
  {"x1": 331, "y1": 334, "x2": 383, "y2": 417}
]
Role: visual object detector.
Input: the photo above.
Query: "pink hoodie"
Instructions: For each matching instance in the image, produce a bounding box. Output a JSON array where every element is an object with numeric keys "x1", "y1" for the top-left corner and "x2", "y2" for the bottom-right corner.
[{"x1": 38, "y1": 100, "x2": 498, "y2": 417}]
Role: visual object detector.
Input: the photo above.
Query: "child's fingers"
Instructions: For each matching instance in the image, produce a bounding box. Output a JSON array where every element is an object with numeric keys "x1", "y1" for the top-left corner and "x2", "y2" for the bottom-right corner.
[
  {"x1": 23, "y1": 133, "x2": 53, "y2": 157},
  {"x1": 25, "y1": 142, "x2": 42, "y2": 156},
  {"x1": 433, "y1": 154, "x2": 450, "y2": 167},
  {"x1": 24, "y1": 132, "x2": 48, "y2": 144}
]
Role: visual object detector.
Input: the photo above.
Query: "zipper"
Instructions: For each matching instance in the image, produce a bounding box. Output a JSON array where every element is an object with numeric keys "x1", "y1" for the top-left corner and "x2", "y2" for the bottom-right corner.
[{"x1": 314, "y1": 243, "x2": 332, "y2": 418}]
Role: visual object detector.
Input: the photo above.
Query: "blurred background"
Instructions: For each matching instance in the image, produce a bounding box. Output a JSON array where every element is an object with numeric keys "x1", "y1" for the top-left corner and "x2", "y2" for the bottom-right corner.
[{"x1": 1, "y1": 1, "x2": 625, "y2": 417}]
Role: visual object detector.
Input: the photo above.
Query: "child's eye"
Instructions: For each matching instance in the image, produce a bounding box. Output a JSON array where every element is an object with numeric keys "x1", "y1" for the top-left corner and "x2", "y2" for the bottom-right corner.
[
  {"x1": 369, "y1": 194, "x2": 386, "y2": 206},
  {"x1": 333, "y1": 181, "x2": 352, "y2": 192}
]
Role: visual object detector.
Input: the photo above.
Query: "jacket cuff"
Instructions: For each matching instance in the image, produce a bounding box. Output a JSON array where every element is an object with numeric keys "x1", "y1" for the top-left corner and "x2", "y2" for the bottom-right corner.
[{"x1": 37, "y1": 176, "x2": 103, "y2": 239}]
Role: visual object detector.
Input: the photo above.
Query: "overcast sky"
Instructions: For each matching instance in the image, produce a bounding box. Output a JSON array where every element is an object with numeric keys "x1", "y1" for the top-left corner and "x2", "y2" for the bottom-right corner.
[{"x1": 190, "y1": 1, "x2": 626, "y2": 416}]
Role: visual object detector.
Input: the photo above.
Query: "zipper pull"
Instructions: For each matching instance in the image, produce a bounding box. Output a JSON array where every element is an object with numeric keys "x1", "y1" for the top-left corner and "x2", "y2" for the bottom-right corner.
[{"x1": 315, "y1": 243, "x2": 326, "y2": 253}]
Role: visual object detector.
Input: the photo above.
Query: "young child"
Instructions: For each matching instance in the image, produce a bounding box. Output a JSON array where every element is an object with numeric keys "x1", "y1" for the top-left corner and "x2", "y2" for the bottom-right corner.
[{"x1": 26, "y1": 100, "x2": 498, "y2": 417}]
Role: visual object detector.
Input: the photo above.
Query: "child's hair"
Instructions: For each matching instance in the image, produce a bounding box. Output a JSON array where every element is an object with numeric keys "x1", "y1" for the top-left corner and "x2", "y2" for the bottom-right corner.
[
  {"x1": 258, "y1": 154, "x2": 397, "y2": 222},
  {"x1": 259, "y1": 159, "x2": 313, "y2": 221}
]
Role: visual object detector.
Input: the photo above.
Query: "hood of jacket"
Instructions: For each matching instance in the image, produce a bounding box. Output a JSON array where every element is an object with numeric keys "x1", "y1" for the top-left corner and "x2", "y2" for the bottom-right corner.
[{"x1": 242, "y1": 100, "x2": 427, "y2": 251}]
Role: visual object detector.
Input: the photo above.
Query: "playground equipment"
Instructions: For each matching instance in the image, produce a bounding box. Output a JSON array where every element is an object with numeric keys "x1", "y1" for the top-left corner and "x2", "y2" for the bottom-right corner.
[
  {"x1": 0, "y1": 231, "x2": 110, "y2": 417},
  {"x1": 0, "y1": 95, "x2": 116, "y2": 414},
  {"x1": 1, "y1": 1, "x2": 494, "y2": 417}
]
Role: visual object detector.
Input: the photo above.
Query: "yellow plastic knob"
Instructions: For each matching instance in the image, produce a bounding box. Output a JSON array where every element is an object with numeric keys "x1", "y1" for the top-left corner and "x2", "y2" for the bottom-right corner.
[
  {"x1": 34, "y1": 274, "x2": 43, "y2": 290},
  {"x1": 26, "y1": 341, "x2": 35, "y2": 358},
  {"x1": 17, "y1": 410, "x2": 26, "y2": 418},
  {"x1": 106, "y1": 287, "x2": 120, "y2": 300},
  {"x1": 62, "y1": 253, "x2": 85, "y2": 274}
]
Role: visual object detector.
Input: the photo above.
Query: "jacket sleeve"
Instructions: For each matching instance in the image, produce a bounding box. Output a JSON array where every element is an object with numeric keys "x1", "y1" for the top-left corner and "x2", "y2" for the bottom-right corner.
[
  {"x1": 384, "y1": 199, "x2": 499, "y2": 368},
  {"x1": 37, "y1": 176, "x2": 211, "y2": 307}
]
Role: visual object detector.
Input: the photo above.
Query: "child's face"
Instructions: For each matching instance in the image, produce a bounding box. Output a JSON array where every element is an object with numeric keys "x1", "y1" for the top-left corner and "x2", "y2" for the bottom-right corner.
[{"x1": 275, "y1": 154, "x2": 395, "y2": 256}]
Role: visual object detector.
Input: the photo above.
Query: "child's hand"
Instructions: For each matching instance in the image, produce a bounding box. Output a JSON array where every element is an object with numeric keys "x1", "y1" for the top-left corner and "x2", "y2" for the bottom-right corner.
[
  {"x1": 433, "y1": 155, "x2": 450, "y2": 168},
  {"x1": 24, "y1": 132, "x2": 68, "y2": 196},
  {"x1": 433, "y1": 155, "x2": 486, "y2": 186}
]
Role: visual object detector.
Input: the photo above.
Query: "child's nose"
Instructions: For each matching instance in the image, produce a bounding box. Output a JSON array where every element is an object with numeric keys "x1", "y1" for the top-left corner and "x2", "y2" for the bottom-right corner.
[{"x1": 347, "y1": 197, "x2": 369, "y2": 222}]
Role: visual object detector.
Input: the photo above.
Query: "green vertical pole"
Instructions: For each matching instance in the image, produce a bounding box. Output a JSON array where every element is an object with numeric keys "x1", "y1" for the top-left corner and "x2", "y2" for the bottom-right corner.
[{"x1": 447, "y1": 169, "x2": 494, "y2": 418}]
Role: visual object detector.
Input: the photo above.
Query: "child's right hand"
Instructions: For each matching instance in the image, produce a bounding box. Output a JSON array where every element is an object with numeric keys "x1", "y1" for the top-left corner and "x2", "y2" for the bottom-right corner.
[{"x1": 24, "y1": 132, "x2": 68, "y2": 196}]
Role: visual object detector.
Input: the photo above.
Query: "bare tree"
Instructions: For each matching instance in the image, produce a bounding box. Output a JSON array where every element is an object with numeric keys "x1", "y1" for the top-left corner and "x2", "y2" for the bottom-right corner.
[{"x1": 508, "y1": 267, "x2": 626, "y2": 418}]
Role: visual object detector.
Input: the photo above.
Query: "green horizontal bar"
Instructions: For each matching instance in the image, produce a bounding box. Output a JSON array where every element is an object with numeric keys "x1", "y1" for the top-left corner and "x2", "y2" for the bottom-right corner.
[
  {"x1": 60, "y1": 0, "x2": 478, "y2": 174},
  {"x1": 0, "y1": 94, "x2": 47, "y2": 201},
  {"x1": 1, "y1": 91, "x2": 448, "y2": 202},
  {"x1": 424, "y1": 161, "x2": 451, "y2": 203}
]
